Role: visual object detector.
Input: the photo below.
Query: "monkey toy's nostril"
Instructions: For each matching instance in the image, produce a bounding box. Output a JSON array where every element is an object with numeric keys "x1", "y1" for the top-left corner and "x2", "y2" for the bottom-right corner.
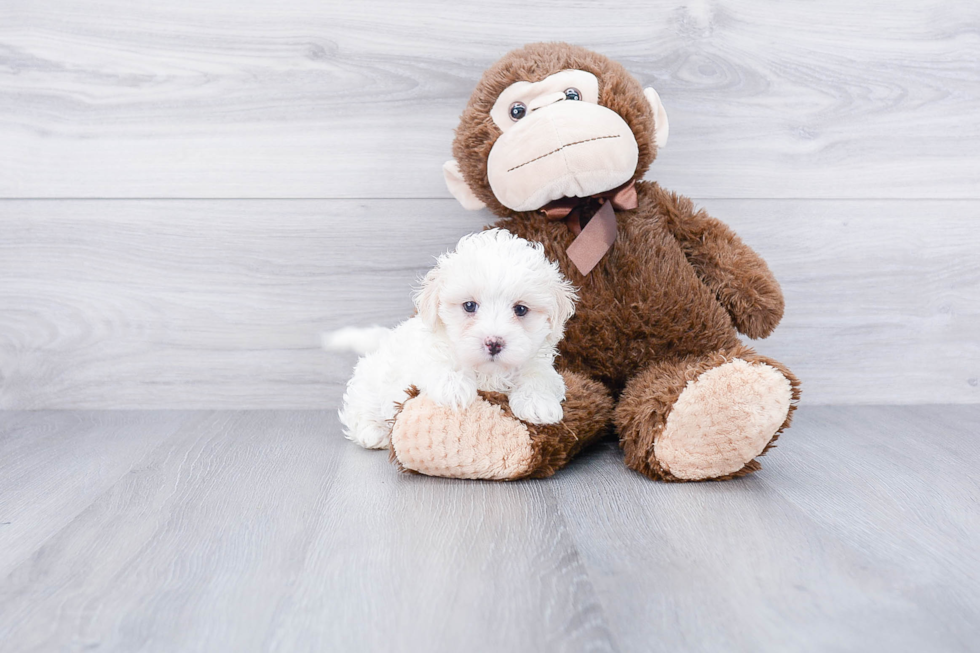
[{"x1": 485, "y1": 338, "x2": 504, "y2": 357}]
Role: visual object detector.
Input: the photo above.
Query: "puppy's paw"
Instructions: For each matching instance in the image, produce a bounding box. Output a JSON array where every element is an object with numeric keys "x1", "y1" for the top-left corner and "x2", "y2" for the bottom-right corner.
[
  {"x1": 339, "y1": 407, "x2": 391, "y2": 449},
  {"x1": 509, "y1": 392, "x2": 564, "y2": 425},
  {"x1": 426, "y1": 374, "x2": 478, "y2": 411},
  {"x1": 345, "y1": 423, "x2": 390, "y2": 450}
]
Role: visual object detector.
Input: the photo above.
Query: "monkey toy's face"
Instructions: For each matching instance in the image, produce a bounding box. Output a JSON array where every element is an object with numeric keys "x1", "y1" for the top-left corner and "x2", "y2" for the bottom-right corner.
[
  {"x1": 444, "y1": 43, "x2": 669, "y2": 216},
  {"x1": 486, "y1": 69, "x2": 636, "y2": 212}
]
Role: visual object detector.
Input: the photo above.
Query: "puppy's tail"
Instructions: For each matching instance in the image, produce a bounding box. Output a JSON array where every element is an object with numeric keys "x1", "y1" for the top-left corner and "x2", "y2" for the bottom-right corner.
[{"x1": 322, "y1": 326, "x2": 390, "y2": 355}]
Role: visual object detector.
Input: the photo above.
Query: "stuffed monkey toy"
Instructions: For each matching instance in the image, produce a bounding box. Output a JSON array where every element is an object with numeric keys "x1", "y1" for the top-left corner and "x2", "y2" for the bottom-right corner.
[{"x1": 390, "y1": 43, "x2": 801, "y2": 482}]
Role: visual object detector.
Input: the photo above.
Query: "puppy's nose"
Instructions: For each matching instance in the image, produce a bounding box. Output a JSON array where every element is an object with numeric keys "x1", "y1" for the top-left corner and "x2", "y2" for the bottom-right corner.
[{"x1": 485, "y1": 337, "x2": 505, "y2": 357}]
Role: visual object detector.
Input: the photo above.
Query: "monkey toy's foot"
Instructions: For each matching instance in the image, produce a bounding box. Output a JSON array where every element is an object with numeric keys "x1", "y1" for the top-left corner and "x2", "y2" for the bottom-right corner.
[
  {"x1": 617, "y1": 351, "x2": 801, "y2": 482},
  {"x1": 390, "y1": 372, "x2": 613, "y2": 481}
]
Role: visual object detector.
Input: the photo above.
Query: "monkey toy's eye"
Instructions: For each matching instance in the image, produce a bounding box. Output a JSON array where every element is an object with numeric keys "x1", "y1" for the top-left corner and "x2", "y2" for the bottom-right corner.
[
  {"x1": 513, "y1": 304, "x2": 528, "y2": 317},
  {"x1": 463, "y1": 301, "x2": 479, "y2": 313},
  {"x1": 509, "y1": 102, "x2": 527, "y2": 121},
  {"x1": 564, "y1": 88, "x2": 581, "y2": 101}
]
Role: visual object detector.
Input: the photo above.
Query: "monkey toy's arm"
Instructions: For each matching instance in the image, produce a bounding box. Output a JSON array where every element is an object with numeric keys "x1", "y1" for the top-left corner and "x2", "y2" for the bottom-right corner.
[{"x1": 653, "y1": 185, "x2": 785, "y2": 339}]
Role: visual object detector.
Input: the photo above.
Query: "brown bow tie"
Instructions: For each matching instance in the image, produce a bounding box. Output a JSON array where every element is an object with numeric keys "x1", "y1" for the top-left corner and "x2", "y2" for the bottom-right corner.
[{"x1": 538, "y1": 180, "x2": 637, "y2": 276}]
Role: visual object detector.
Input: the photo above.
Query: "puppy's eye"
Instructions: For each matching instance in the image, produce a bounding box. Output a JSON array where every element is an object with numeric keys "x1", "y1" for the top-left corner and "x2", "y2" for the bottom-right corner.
[
  {"x1": 564, "y1": 88, "x2": 581, "y2": 101},
  {"x1": 509, "y1": 102, "x2": 527, "y2": 121},
  {"x1": 513, "y1": 304, "x2": 528, "y2": 317},
  {"x1": 463, "y1": 301, "x2": 479, "y2": 313}
]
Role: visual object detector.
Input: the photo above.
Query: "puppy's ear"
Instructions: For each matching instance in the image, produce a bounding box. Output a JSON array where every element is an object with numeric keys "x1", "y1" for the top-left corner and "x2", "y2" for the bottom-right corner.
[
  {"x1": 414, "y1": 264, "x2": 443, "y2": 331},
  {"x1": 546, "y1": 275, "x2": 578, "y2": 345}
]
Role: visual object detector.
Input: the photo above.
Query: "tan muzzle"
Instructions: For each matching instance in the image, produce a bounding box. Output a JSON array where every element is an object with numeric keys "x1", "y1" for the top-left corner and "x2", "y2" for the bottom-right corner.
[{"x1": 486, "y1": 101, "x2": 639, "y2": 212}]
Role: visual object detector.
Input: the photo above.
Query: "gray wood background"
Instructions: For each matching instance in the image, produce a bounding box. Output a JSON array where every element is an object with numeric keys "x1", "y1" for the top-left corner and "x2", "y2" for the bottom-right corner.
[{"x1": 1, "y1": 0, "x2": 978, "y2": 408}]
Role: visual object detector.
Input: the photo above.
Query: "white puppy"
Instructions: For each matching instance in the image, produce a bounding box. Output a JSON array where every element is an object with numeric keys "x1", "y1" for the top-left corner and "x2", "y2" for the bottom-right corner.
[{"x1": 325, "y1": 229, "x2": 577, "y2": 449}]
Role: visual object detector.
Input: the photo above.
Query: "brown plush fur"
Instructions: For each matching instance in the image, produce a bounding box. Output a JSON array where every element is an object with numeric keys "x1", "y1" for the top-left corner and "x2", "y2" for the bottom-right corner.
[
  {"x1": 495, "y1": 181, "x2": 787, "y2": 394},
  {"x1": 394, "y1": 43, "x2": 800, "y2": 481}
]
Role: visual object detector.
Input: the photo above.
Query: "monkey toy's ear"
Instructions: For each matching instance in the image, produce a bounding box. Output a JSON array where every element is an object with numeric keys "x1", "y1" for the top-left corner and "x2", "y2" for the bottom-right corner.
[
  {"x1": 643, "y1": 87, "x2": 670, "y2": 149},
  {"x1": 443, "y1": 160, "x2": 486, "y2": 211}
]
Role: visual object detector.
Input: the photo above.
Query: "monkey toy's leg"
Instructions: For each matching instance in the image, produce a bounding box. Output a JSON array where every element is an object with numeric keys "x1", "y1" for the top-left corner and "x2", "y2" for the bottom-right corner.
[
  {"x1": 615, "y1": 344, "x2": 801, "y2": 482},
  {"x1": 389, "y1": 371, "x2": 613, "y2": 480}
]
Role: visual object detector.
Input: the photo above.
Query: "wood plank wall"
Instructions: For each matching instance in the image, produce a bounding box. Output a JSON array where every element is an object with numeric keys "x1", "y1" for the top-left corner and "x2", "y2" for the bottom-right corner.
[{"x1": 1, "y1": 0, "x2": 978, "y2": 408}]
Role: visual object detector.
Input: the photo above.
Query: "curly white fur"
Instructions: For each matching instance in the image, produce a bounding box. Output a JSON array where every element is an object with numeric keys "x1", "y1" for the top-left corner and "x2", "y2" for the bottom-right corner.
[{"x1": 326, "y1": 229, "x2": 577, "y2": 449}]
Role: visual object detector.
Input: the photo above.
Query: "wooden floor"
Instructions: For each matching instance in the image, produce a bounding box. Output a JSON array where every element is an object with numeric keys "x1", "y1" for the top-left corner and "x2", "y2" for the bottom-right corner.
[{"x1": 1, "y1": 405, "x2": 978, "y2": 652}]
